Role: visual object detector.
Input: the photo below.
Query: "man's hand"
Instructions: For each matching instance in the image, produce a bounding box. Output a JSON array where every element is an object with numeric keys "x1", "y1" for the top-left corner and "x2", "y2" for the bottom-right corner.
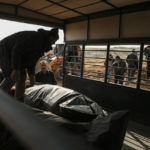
[{"x1": 10, "y1": 69, "x2": 20, "y2": 82}]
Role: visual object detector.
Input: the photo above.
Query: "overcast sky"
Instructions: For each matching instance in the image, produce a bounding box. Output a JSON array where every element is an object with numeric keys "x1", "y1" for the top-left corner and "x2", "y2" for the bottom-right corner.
[{"x1": 0, "y1": 18, "x2": 64, "y2": 44}]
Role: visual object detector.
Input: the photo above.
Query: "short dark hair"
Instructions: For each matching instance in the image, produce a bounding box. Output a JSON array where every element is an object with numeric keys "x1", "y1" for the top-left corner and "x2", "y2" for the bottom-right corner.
[
  {"x1": 115, "y1": 56, "x2": 120, "y2": 60},
  {"x1": 132, "y1": 49, "x2": 135, "y2": 52},
  {"x1": 50, "y1": 28, "x2": 59, "y2": 40}
]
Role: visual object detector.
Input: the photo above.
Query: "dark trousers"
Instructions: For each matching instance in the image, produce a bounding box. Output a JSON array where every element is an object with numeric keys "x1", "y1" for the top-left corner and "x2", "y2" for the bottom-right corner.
[
  {"x1": 114, "y1": 75, "x2": 124, "y2": 84},
  {"x1": 0, "y1": 70, "x2": 26, "y2": 101},
  {"x1": 147, "y1": 60, "x2": 150, "y2": 77},
  {"x1": 128, "y1": 67, "x2": 136, "y2": 81}
]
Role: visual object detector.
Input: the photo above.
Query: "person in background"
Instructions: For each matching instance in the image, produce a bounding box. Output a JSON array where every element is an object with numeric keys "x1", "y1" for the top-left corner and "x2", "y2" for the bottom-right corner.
[
  {"x1": 0, "y1": 28, "x2": 59, "y2": 101},
  {"x1": 113, "y1": 56, "x2": 127, "y2": 85},
  {"x1": 35, "y1": 60, "x2": 57, "y2": 85},
  {"x1": 104, "y1": 54, "x2": 115, "y2": 83},
  {"x1": 126, "y1": 49, "x2": 138, "y2": 81},
  {"x1": 144, "y1": 45, "x2": 150, "y2": 78}
]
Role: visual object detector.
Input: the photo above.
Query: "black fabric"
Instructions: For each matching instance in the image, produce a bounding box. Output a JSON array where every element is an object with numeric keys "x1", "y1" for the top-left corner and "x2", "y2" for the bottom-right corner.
[
  {"x1": 0, "y1": 29, "x2": 54, "y2": 77},
  {"x1": 87, "y1": 111, "x2": 129, "y2": 150},
  {"x1": 126, "y1": 53, "x2": 138, "y2": 68},
  {"x1": 24, "y1": 84, "x2": 104, "y2": 122},
  {"x1": 113, "y1": 60, "x2": 126, "y2": 75},
  {"x1": 0, "y1": 105, "x2": 128, "y2": 150},
  {"x1": 29, "y1": 107, "x2": 129, "y2": 150},
  {"x1": 35, "y1": 71, "x2": 57, "y2": 85}
]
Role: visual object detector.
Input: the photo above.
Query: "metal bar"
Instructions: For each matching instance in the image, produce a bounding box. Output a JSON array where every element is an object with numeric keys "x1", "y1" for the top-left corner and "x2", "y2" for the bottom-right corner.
[
  {"x1": 17, "y1": 0, "x2": 28, "y2": 6},
  {"x1": 101, "y1": 0, "x2": 118, "y2": 9},
  {"x1": 85, "y1": 49, "x2": 107, "y2": 52},
  {"x1": 15, "y1": 5, "x2": 18, "y2": 16},
  {"x1": 84, "y1": 64, "x2": 105, "y2": 67},
  {"x1": 85, "y1": 50, "x2": 139, "y2": 52},
  {"x1": 84, "y1": 75, "x2": 104, "y2": 79},
  {"x1": 65, "y1": 37, "x2": 150, "y2": 45},
  {"x1": 62, "y1": 44, "x2": 66, "y2": 87},
  {"x1": 137, "y1": 43, "x2": 144, "y2": 89},
  {"x1": 53, "y1": 1, "x2": 101, "y2": 16},
  {"x1": 140, "y1": 83, "x2": 150, "y2": 87},
  {"x1": 0, "y1": 3, "x2": 64, "y2": 28},
  {"x1": 85, "y1": 57, "x2": 106, "y2": 59},
  {"x1": 63, "y1": 23, "x2": 66, "y2": 42},
  {"x1": 46, "y1": 0, "x2": 86, "y2": 16},
  {"x1": 119, "y1": 10, "x2": 122, "y2": 38},
  {"x1": 104, "y1": 43, "x2": 110, "y2": 83},
  {"x1": 80, "y1": 44, "x2": 85, "y2": 78},
  {"x1": 87, "y1": 16, "x2": 90, "y2": 40},
  {"x1": 65, "y1": 1, "x2": 150, "y2": 24}
]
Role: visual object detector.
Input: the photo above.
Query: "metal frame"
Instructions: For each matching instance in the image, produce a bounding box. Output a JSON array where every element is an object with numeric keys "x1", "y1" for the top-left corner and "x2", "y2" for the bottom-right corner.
[
  {"x1": 80, "y1": 43, "x2": 85, "y2": 78},
  {"x1": 137, "y1": 43, "x2": 144, "y2": 89},
  {"x1": 0, "y1": 2, "x2": 64, "y2": 28},
  {"x1": 62, "y1": 44, "x2": 67, "y2": 86},
  {"x1": 65, "y1": 1, "x2": 150, "y2": 23},
  {"x1": 63, "y1": 40, "x2": 149, "y2": 91},
  {"x1": 46, "y1": 0, "x2": 87, "y2": 16},
  {"x1": 104, "y1": 43, "x2": 110, "y2": 83}
]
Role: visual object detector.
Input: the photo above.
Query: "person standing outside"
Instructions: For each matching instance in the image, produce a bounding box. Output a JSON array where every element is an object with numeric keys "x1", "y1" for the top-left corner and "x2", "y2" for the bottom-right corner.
[
  {"x1": 0, "y1": 28, "x2": 59, "y2": 101},
  {"x1": 104, "y1": 54, "x2": 114, "y2": 83},
  {"x1": 35, "y1": 60, "x2": 57, "y2": 85},
  {"x1": 126, "y1": 49, "x2": 138, "y2": 81},
  {"x1": 113, "y1": 56, "x2": 127, "y2": 85},
  {"x1": 144, "y1": 45, "x2": 150, "y2": 78}
]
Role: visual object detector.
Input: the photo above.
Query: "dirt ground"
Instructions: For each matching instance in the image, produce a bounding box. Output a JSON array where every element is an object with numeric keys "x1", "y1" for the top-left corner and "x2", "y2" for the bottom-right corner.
[{"x1": 35, "y1": 48, "x2": 150, "y2": 91}]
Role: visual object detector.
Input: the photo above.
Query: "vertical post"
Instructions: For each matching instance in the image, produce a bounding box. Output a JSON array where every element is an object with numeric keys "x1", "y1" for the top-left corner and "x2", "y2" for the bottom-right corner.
[
  {"x1": 80, "y1": 43, "x2": 85, "y2": 78},
  {"x1": 63, "y1": 24, "x2": 66, "y2": 42},
  {"x1": 62, "y1": 44, "x2": 66, "y2": 87},
  {"x1": 119, "y1": 10, "x2": 122, "y2": 39},
  {"x1": 87, "y1": 16, "x2": 90, "y2": 40},
  {"x1": 137, "y1": 43, "x2": 144, "y2": 89},
  {"x1": 104, "y1": 43, "x2": 110, "y2": 83},
  {"x1": 15, "y1": 6, "x2": 18, "y2": 16}
]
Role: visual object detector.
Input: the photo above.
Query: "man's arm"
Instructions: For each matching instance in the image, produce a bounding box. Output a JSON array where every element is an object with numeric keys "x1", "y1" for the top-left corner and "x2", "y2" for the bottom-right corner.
[
  {"x1": 27, "y1": 66, "x2": 36, "y2": 85},
  {"x1": 11, "y1": 44, "x2": 24, "y2": 70}
]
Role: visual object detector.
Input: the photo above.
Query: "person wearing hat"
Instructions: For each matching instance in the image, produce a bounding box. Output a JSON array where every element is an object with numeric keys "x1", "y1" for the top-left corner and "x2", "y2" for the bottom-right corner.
[
  {"x1": 113, "y1": 56, "x2": 127, "y2": 85},
  {"x1": 0, "y1": 28, "x2": 59, "y2": 101},
  {"x1": 104, "y1": 54, "x2": 115, "y2": 83},
  {"x1": 144, "y1": 45, "x2": 150, "y2": 78},
  {"x1": 126, "y1": 49, "x2": 138, "y2": 81}
]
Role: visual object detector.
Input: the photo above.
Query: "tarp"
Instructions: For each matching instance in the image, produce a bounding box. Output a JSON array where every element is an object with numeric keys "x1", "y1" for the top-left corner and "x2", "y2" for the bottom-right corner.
[{"x1": 24, "y1": 84, "x2": 104, "y2": 122}]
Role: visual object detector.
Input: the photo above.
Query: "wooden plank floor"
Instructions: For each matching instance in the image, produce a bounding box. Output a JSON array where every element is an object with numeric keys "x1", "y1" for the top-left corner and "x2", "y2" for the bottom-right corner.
[{"x1": 122, "y1": 121, "x2": 150, "y2": 150}]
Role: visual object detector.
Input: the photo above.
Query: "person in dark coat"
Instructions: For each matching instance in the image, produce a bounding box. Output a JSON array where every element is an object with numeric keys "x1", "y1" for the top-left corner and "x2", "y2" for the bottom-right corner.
[
  {"x1": 126, "y1": 49, "x2": 138, "y2": 81},
  {"x1": 113, "y1": 56, "x2": 127, "y2": 85},
  {"x1": 144, "y1": 45, "x2": 150, "y2": 78},
  {"x1": 0, "y1": 28, "x2": 59, "y2": 101},
  {"x1": 35, "y1": 60, "x2": 57, "y2": 85}
]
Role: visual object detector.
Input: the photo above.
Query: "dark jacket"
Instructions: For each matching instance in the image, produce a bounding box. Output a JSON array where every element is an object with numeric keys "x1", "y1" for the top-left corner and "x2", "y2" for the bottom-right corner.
[
  {"x1": 104, "y1": 58, "x2": 115, "y2": 67},
  {"x1": 0, "y1": 29, "x2": 52, "y2": 77},
  {"x1": 113, "y1": 60, "x2": 126, "y2": 75},
  {"x1": 126, "y1": 53, "x2": 138, "y2": 68},
  {"x1": 144, "y1": 47, "x2": 150, "y2": 60},
  {"x1": 35, "y1": 71, "x2": 57, "y2": 85}
]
